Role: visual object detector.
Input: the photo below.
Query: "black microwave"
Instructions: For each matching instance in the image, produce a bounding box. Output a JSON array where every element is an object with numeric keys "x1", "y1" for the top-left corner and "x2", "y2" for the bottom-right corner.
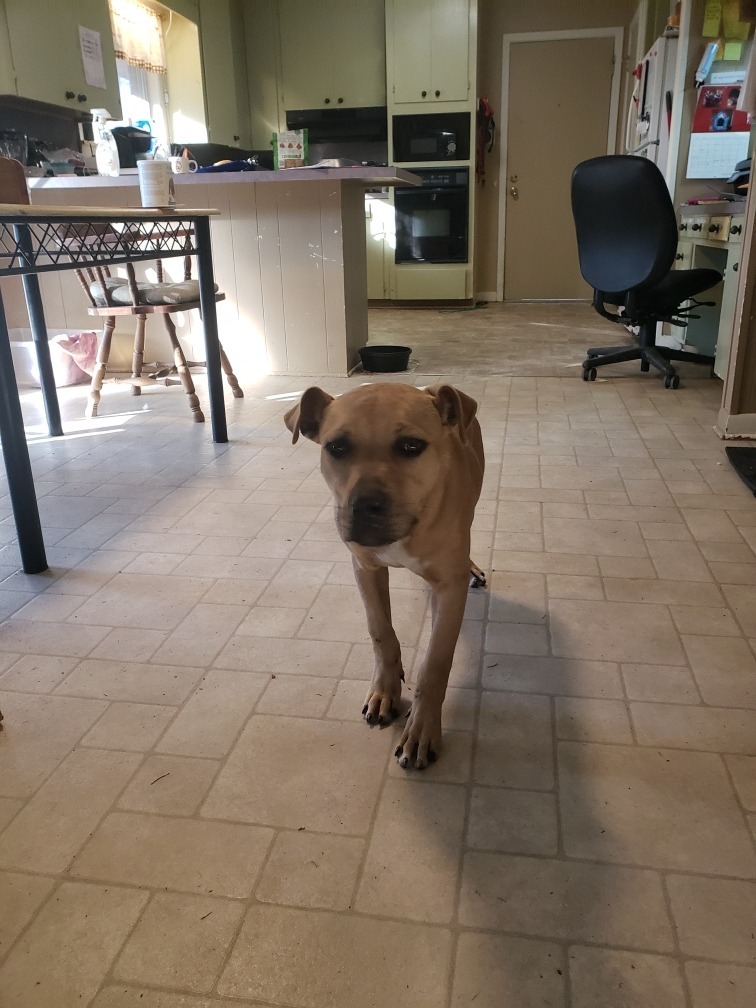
[{"x1": 392, "y1": 112, "x2": 471, "y2": 163}]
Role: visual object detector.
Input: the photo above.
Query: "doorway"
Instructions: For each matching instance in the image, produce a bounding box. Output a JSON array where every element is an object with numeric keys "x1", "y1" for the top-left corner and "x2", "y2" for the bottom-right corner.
[{"x1": 497, "y1": 29, "x2": 623, "y2": 301}]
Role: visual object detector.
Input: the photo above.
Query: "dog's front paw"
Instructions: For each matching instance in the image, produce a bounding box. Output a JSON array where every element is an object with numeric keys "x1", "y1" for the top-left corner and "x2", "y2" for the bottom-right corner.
[
  {"x1": 395, "y1": 699, "x2": 442, "y2": 770},
  {"x1": 362, "y1": 674, "x2": 402, "y2": 726}
]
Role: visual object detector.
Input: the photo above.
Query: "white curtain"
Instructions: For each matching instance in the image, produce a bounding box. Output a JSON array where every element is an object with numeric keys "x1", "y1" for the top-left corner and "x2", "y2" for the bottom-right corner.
[{"x1": 109, "y1": 0, "x2": 167, "y2": 75}]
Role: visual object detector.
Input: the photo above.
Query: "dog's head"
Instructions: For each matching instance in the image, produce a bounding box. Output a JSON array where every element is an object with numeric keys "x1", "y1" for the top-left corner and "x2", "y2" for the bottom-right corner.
[{"x1": 284, "y1": 383, "x2": 478, "y2": 547}]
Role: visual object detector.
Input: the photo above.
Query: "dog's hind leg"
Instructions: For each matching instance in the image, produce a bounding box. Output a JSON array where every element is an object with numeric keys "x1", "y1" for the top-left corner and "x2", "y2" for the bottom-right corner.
[
  {"x1": 353, "y1": 558, "x2": 404, "y2": 725},
  {"x1": 469, "y1": 560, "x2": 486, "y2": 589}
]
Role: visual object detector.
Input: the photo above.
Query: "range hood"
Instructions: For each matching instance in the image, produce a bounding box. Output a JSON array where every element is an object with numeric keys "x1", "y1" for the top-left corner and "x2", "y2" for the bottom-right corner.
[{"x1": 285, "y1": 106, "x2": 387, "y2": 144}]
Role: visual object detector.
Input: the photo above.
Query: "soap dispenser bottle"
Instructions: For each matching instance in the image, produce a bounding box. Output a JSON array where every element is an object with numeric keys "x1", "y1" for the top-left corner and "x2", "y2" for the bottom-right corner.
[{"x1": 91, "y1": 108, "x2": 120, "y2": 177}]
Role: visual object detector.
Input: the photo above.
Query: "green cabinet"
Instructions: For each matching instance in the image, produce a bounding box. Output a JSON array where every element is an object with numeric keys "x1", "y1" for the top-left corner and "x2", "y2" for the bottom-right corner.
[
  {"x1": 3, "y1": 0, "x2": 121, "y2": 114},
  {"x1": 278, "y1": 0, "x2": 385, "y2": 110},
  {"x1": 387, "y1": 0, "x2": 471, "y2": 105},
  {"x1": 198, "y1": 0, "x2": 250, "y2": 146}
]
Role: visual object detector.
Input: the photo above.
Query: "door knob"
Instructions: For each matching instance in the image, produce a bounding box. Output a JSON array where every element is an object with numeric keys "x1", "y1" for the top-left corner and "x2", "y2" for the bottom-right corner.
[{"x1": 510, "y1": 186, "x2": 519, "y2": 199}]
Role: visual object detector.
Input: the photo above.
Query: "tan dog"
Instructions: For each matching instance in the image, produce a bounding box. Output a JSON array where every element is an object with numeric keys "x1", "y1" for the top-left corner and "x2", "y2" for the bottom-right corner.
[{"x1": 284, "y1": 382, "x2": 485, "y2": 769}]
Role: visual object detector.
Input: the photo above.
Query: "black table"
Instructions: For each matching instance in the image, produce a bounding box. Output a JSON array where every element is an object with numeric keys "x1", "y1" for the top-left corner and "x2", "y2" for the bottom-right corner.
[{"x1": 0, "y1": 204, "x2": 226, "y2": 574}]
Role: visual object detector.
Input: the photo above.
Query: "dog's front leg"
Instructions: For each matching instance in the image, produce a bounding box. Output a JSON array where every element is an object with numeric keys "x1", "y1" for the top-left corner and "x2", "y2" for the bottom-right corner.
[
  {"x1": 353, "y1": 558, "x2": 404, "y2": 725},
  {"x1": 396, "y1": 574, "x2": 468, "y2": 769}
]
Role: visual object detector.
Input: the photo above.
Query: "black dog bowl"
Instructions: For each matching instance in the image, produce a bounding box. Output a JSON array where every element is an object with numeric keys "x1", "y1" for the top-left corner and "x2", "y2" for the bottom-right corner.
[{"x1": 358, "y1": 345, "x2": 411, "y2": 372}]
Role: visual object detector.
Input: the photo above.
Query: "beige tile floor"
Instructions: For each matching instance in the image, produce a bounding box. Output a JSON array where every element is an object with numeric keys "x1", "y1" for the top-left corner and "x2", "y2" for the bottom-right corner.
[{"x1": 0, "y1": 301, "x2": 755, "y2": 1007}]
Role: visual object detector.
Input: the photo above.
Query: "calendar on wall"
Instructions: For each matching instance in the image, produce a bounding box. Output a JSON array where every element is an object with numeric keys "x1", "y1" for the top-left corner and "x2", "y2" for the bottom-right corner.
[{"x1": 686, "y1": 83, "x2": 750, "y2": 179}]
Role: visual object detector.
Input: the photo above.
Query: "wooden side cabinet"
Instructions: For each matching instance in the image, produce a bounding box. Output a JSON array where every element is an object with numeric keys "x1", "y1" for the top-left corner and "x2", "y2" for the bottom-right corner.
[
  {"x1": 4, "y1": 0, "x2": 121, "y2": 115},
  {"x1": 387, "y1": 0, "x2": 471, "y2": 105},
  {"x1": 278, "y1": 0, "x2": 386, "y2": 110}
]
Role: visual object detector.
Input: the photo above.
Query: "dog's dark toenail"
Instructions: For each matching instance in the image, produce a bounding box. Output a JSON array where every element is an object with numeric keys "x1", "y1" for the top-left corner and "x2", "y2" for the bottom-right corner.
[
  {"x1": 390, "y1": 707, "x2": 398, "y2": 719},
  {"x1": 362, "y1": 704, "x2": 368, "y2": 715},
  {"x1": 377, "y1": 715, "x2": 384, "y2": 725},
  {"x1": 395, "y1": 746, "x2": 402, "y2": 757},
  {"x1": 428, "y1": 750, "x2": 437, "y2": 762}
]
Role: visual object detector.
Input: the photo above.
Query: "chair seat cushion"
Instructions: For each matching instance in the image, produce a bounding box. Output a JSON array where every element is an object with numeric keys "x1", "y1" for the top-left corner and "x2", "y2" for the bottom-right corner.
[
  {"x1": 90, "y1": 278, "x2": 218, "y2": 307},
  {"x1": 636, "y1": 267, "x2": 722, "y2": 311}
]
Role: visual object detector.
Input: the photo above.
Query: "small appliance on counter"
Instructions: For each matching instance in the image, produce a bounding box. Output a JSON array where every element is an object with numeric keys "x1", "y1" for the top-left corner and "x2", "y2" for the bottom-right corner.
[
  {"x1": 91, "y1": 108, "x2": 151, "y2": 176},
  {"x1": 0, "y1": 129, "x2": 28, "y2": 165}
]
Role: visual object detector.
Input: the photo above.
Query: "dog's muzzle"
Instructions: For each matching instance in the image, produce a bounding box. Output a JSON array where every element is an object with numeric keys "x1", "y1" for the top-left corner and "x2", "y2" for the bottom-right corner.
[{"x1": 346, "y1": 490, "x2": 398, "y2": 547}]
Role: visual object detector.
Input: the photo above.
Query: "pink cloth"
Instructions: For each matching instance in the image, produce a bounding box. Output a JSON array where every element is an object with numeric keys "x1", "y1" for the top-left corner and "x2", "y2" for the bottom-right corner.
[{"x1": 50, "y1": 331, "x2": 98, "y2": 385}]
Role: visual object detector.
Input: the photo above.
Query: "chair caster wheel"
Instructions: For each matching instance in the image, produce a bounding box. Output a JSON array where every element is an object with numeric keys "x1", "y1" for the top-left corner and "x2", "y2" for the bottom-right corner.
[
  {"x1": 582, "y1": 367, "x2": 597, "y2": 382},
  {"x1": 664, "y1": 374, "x2": 680, "y2": 389}
]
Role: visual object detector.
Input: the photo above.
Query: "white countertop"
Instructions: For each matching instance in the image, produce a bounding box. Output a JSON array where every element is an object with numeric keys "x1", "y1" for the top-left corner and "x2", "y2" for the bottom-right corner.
[{"x1": 28, "y1": 165, "x2": 421, "y2": 192}]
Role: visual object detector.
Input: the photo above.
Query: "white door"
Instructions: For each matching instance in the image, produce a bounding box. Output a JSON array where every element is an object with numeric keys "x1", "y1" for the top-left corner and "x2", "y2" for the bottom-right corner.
[{"x1": 499, "y1": 31, "x2": 621, "y2": 300}]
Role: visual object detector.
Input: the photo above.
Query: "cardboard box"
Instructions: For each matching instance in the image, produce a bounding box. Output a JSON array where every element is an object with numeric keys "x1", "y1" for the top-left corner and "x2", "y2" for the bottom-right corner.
[{"x1": 272, "y1": 129, "x2": 308, "y2": 168}]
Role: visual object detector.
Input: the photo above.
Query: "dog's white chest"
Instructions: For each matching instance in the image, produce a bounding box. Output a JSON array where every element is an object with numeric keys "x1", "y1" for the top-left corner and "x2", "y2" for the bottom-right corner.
[{"x1": 373, "y1": 541, "x2": 426, "y2": 576}]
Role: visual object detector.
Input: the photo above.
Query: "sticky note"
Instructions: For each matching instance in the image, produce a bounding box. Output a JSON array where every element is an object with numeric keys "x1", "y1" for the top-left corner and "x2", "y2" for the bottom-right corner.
[
  {"x1": 703, "y1": 0, "x2": 722, "y2": 36},
  {"x1": 723, "y1": 40, "x2": 743, "y2": 59},
  {"x1": 722, "y1": 0, "x2": 751, "y2": 39}
]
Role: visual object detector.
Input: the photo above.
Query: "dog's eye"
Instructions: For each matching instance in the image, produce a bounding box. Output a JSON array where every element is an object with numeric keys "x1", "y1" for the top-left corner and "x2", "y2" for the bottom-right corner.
[
  {"x1": 325, "y1": 438, "x2": 350, "y2": 460},
  {"x1": 395, "y1": 437, "x2": 427, "y2": 458}
]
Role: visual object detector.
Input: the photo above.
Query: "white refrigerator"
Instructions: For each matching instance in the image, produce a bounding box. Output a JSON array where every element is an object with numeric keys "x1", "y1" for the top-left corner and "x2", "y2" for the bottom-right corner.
[{"x1": 626, "y1": 36, "x2": 678, "y2": 173}]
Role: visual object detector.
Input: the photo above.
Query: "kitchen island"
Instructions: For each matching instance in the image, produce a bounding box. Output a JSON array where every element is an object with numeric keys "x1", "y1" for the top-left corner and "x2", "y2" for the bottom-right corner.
[{"x1": 10, "y1": 166, "x2": 419, "y2": 377}]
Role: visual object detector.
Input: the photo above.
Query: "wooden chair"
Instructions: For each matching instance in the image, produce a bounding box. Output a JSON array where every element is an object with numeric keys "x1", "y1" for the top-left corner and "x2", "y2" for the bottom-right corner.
[
  {"x1": 0, "y1": 154, "x2": 243, "y2": 423},
  {"x1": 75, "y1": 257, "x2": 243, "y2": 422}
]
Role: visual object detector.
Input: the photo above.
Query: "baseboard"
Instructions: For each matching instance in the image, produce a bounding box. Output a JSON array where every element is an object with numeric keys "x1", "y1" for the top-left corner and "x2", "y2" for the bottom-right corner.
[
  {"x1": 715, "y1": 409, "x2": 756, "y2": 439},
  {"x1": 475, "y1": 291, "x2": 498, "y2": 303}
]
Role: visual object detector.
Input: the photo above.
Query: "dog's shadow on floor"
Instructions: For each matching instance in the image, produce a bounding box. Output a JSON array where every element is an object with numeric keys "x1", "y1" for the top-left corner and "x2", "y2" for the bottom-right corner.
[{"x1": 365, "y1": 593, "x2": 621, "y2": 1002}]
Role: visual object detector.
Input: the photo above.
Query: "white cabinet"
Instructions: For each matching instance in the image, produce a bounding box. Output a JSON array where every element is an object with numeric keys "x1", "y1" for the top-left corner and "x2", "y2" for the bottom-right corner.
[
  {"x1": 714, "y1": 228, "x2": 743, "y2": 379},
  {"x1": 278, "y1": 0, "x2": 385, "y2": 110},
  {"x1": 366, "y1": 197, "x2": 392, "y2": 298},
  {"x1": 198, "y1": 0, "x2": 251, "y2": 146},
  {"x1": 387, "y1": 0, "x2": 471, "y2": 105},
  {"x1": 4, "y1": 0, "x2": 121, "y2": 115}
]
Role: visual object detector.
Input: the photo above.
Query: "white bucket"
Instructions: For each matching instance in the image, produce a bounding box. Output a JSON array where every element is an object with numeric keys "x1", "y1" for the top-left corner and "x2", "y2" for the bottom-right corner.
[{"x1": 9, "y1": 329, "x2": 96, "y2": 387}]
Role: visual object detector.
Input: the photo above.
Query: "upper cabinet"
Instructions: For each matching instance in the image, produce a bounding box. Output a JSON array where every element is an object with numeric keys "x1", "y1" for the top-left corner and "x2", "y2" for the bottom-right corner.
[
  {"x1": 3, "y1": 0, "x2": 121, "y2": 114},
  {"x1": 387, "y1": 0, "x2": 471, "y2": 105},
  {"x1": 198, "y1": 0, "x2": 251, "y2": 146},
  {"x1": 278, "y1": 0, "x2": 385, "y2": 110}
]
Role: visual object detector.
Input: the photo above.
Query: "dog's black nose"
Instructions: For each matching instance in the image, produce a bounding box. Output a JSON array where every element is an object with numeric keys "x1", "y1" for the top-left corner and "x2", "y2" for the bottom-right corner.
[
  {"x1": 348, "y1": 491, "x2": 393, "y2": 546},
  {"x1": 351, "y1": 492, "x2": 389, "y2": 520}
]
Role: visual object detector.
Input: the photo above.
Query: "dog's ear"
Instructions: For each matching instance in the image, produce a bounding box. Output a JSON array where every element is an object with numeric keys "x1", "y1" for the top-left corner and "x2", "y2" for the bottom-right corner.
[
  {"x1": 427, "y1": 384, "x2": 478, "y2": 444},
  {"x1": 284, "y1": 387, "x2": 334, "y2": 444}
]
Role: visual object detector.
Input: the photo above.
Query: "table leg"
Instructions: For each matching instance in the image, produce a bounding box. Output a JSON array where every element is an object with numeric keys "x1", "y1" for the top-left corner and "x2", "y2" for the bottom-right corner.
[
  {"x1": 194, "y1": 216, "x2": 228, "y2": 444},
  {"x1": 0, "y1": 292, "x2": 48, "y2": 574},
  {"x1": 14, "y1": 225, "x2": 63, "y2": 437},
  {"x1": 22, "y1": 273, "x2": 64, "y2": 437}
]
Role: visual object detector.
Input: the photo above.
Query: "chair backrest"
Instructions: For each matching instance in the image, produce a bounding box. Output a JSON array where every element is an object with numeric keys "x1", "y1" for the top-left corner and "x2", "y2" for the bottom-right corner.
[
  {"x1": 0, "y1": 156, "x2": 30, "y2": 204},
  {"x1": 571, "y1": 154, "x2": 678, "y2": 296}
]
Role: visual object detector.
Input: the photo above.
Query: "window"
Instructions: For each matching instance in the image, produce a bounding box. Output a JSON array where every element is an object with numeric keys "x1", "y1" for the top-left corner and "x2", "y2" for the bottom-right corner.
[
  {"x1": 109, "y1": 0, "x2": 169, "y2": 147},
  {"x1": 109, "y1": 0, "x2": 207, "y2": 147}
]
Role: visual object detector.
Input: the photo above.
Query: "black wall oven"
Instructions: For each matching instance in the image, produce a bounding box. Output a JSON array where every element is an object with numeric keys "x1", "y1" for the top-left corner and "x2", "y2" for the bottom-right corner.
[{"x1": 394, "y1": 168, "x2": 469, "y2": 265}]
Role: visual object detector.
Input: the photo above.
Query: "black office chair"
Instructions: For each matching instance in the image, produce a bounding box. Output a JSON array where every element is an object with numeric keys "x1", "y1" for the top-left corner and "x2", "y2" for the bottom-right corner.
[{"x1": 571, "y1": 154, "x2": 722, "y2": 389}]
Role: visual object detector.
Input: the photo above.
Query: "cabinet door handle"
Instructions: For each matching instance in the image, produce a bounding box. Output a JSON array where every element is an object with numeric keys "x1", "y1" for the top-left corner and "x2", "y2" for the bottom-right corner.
[
  {"x1": 421, "y1": 90, "x2": 427, "y2": 97},
  {"x1": 733, "y1": 262, "x2": 739, "y2": 272},
  {"x1": 77, "y1": 93, "x2": 87, "y2": 103},
  {"x1": 324, "y1": 97, "x2": 330, "y2": 104},
  {"x1": 337, "y1": 97, "x2": 343, "y2": 104},
  {"x1": 435, "y1": 89, "x2": 440, "y2": 97},
  {"x1": 65, "y1": 90, "x2": 75, "y2": 100}
]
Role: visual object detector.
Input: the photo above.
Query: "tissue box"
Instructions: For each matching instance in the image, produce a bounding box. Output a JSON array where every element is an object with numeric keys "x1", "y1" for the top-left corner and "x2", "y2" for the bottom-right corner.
[{"x1": 272, "y1": 129, "x2": 308, "y2": 168}]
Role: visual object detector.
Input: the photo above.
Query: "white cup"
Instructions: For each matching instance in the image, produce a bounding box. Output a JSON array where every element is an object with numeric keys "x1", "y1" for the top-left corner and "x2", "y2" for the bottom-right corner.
[
  {"x1": 169, "y1": 155, "x2": 198, "y2": 174},
  {"x1": 137, "y1": 159, "x2": 175, "y2": 207}
]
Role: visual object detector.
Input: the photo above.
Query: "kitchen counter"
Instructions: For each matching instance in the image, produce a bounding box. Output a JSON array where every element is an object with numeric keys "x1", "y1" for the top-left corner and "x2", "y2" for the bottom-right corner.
[
  {"x1": 28, "y1": 165, "x2": 420, "y2": 190},
  {"x1": 10, "y1": 167, "x2": 420, "y2": 377}
]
